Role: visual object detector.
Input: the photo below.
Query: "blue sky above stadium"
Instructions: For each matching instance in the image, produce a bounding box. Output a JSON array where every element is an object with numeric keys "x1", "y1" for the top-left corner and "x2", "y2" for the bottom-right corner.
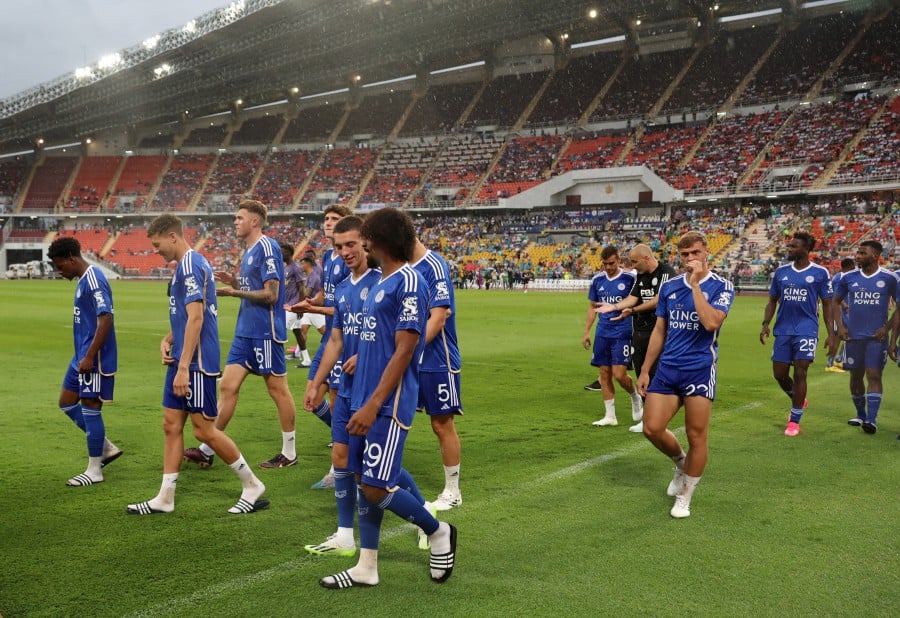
[{"x1": 0, "y1": 0, "x2": 228, "y2": 99}]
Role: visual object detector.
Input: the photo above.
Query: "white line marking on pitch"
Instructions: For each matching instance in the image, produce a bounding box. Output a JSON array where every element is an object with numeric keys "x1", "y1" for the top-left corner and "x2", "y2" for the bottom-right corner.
[{"x1": 124, "y1": 400, "x2": 763, "y2": 617}]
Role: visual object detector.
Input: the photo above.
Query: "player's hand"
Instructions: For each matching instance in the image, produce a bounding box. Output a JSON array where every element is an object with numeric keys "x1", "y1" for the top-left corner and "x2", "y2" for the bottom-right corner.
[
  {"x1": 347, "y1": 402, "x2": 378, "y2": 436},
  {"x1": 838, "y1": 325, "x2": 850, "y2": 341},
  {"x1": 582, "y1": 334, "x2": 591, "y2": 350},
  {"x1": 160, "y1": 337, "x2": 175, "y2": 365},
  {"x1": 610, "y1": 307, "x2": 632, "y2": 322},
  {"x1": 759, "y1": 324, "x2": 770, "y2": 345},
  {"x1": 173, "y1": 365, "x2": 190, "y2": 397},
  {"x1": 214, "y1": 271, "x2": 237, "y2": 287},
  {"x1": 216, "y1": 286, "x2": 234, "y2": 297},
  {"x1": 888, "y1": 342, "x2": 898, "y2": 362},
  {"x1": 342, "y1": 354, "x2": 358, "y2": 376},
  {"x1": 594, "y1": 302, "x2": 617, "y2": 315},
  {"x1": 302, "y1": 382, "x2": 321, "y2": 412},
  {"x1": 290, "y1": 300, "x2": 311, "y2": 314},
  {"x1": 636, "y1": 372, "x2": 650, "y2": 398},
  {"x1": 684, "y1": 260, "x2": 708, "y2": 286},
  {"x1": 873, "y1": 325, "x2": 888, "y2": 341},
  {"x1": 77, "y1": 356, "x2": 93, "y2": 374}
]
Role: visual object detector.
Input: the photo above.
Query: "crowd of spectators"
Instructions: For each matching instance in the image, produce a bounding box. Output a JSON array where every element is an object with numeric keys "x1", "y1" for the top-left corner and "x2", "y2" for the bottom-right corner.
[
  {"x1": 832, "y1": 103, "x2": 900, "y2": 185},
  {"x1": 253, "y1": 150, "x2": 314, "y2": 210},
  {"x1": 305, "y1": 146, "x2": 378, "y2": 203},
  {"x1": 152, "y1": 155, "x2": 215, "y2": 211}
]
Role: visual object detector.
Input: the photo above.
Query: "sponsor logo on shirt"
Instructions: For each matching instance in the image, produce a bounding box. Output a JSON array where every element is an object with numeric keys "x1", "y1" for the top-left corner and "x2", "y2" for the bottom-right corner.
[
  {"x1": 266, "y1": 258, "x2": 276, "y2": 275},
  {"x1": 185, "y1": 275, "x2": 199, "y2": 297},
  {"x1": 401, "y1": 296, "x2": 419, "y2": 322}
]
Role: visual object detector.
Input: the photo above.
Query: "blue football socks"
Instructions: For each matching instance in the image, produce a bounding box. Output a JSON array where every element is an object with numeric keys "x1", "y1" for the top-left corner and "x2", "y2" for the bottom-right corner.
[
  {"x1": 378, "y1": 488, "x2": 439, "y2": 536},
  {"x1": 866, "y1": 392, "x2": 882, "y2": 424},
  {"x1": 81, "y1": 407, "x2": 105, "y2": 457},
  {"x1": 61, "y1": 403, "x2": 86, "y2": 431},
  {"x1": 334, "y1": 468, "x2": 357, "y2": 529}
]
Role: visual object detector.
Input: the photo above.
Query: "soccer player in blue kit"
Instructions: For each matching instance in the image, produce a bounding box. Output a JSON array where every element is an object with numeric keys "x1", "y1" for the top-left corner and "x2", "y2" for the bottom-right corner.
[
  {"x1": 291, "y1": 204, "x2": 353, "y2": 489},
  {"x1": 48, "y1": 237, "x2": 122, "y2": 486},
  {"x1": 183, "y1": 200, "x2": 298, "y2": 469},
  {"x1": 637, "y1": 231, "x2": 734, "y2": 519},
  {"x1": 834, "y1": 240, "x2": 899, "y2": 434},
  {"x1": 318, "y1": 207, "x2": 456, "y2": 589},
  {"x1": 760, "y1": 232, "x2": 834, "y2": 436},
  {"x1": 128, "y1": 214, "x2": 267, "y2": 514},
  {"x1": 825, "y1": 258, "x2": 856, "y2": 372},
  {"x1": 303, "y1": 215, "x2": 382, "y2": 556},
  {"x1": 583, "y1": 246, "x2": 643, "y2": 427},
  {"x1": 411, "y1": 237, "x2": 464, "y2": 510}
]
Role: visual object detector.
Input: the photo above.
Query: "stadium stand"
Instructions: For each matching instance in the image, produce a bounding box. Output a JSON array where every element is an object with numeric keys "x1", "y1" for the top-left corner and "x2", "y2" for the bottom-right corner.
[
  {"x1": 305, "y1": 146, "x2": 377, "y2": 204},
  {"x1": 400, "y1": 82, "x2": 481, "y2": 136},
  {"x1": 108, "y1": 155, "x2": 167, "y2": 212},
  {"x1": 467, "y1": 72, "x2": 548, "y2": 127},
  {"x1": 283, "y1": 104, "x2": 346, "y2": 144},
  {"x1": 831, "y1": 100, "x2": 900, "y2": 185},
  {"x1": 182, "y1": 123, "x2": 228, "y2": 148},
  {"x1": 66, "y1": 156, "x2": 121, "y2": 213},
  {"x1": 557, "y1": 133, "x2": 628, "y2": 173},
  {"x1": 737, "y1": 13, "x2": 861, "y2": 105},
  {"x1": 341, "y1": 91, "x2": 409, "y2": 137},
  {"x1": 0, "y1": 159, "x2": 28, "y2": 200},
  {"x1": 253, "y1": 150, "x2": 315, "y2": 210},
  {"x1": 360, "y1": 140, "x2": 441, "y2": 206},
  {"x1": 152, "y1": 154, "x2": 214, "y2": 211},
  {"x1": 480, "y1": 135, "x2": 565, "y2": 198},
  {"x1": 528, "y1": 52, "x2": 620, "y2": 125},
  {"x1": 21, "y1": 157, "x2": 77, "y2": 211},
  {"x1": 230, "y1": 116, "x2": 284, "y2": 146},
  {"x1": 625, "y1": 125, "x2": 705, "y2": 177},
  {"x1": 591, "y1": 48, "x2": 693, "y2": 121},
  {"x1": 201, "y1": 151, "x2": 266, "y2": 205}
]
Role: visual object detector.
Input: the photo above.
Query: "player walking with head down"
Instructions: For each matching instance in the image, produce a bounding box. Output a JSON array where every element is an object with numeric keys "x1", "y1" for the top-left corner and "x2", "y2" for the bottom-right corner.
[
  {"x1": 637, "y1": 231, "x2": 734, "y2": 519},
  {"x1": 128, "y1": 214, "x2": 267, "y2": 514},
  {"x1": 834, "y1": 240, "x2": 899, "y2": 434},
  {"x1": 318, "y1": 207, "x2": 456, "y2": 590},
  {"x1": 183, "y1": 199, "x2": 298, "y2": 469},
  {"x1": 759, "y1": 232, "x2": 834, "y2": 436},
  {"x1": 48, "y1": 237, "x2": 123, "y2": 487}
]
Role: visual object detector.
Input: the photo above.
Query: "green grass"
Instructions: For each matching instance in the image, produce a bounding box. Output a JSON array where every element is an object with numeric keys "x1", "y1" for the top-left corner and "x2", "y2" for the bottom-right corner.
[{"x1": 1, "y1": 281, "x2": 898, "y2": 617}]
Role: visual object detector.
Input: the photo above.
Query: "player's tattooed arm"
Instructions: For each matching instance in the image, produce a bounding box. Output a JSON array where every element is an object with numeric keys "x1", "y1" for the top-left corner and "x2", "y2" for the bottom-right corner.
[{"x1": 221, "y1": 279, "x2": 280, "y2": 305}]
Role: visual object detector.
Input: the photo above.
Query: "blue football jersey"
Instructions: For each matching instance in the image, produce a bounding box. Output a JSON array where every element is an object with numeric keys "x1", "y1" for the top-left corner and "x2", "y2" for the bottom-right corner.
[
  {"x1": 234, "y1": 235, "x2": 286, "y2": 342},
  {"x1": 351, "y1": 265, "x2": 428, "y2": 426},
  {"x1": 831, "y1": 271, "x2": 849, "y2": 323},
  {"x1": 322, "y1": 248, "x2": 351, "y2": 330},
  {"x1": 73, "y1": 266, "x2": 117, "y2": 375},
  {"x1": 655, "y1": 273, "x2": 734, "y2": 370},
  {"x1": 413, "y1": 249, "x2": 462, "y2": 373},
  {"x1": 770, "y1": 262, "x2": 833, "y2": 337},
  {"x1": 332, "y1": 268, "x2": 382, "y2": 398},
  {"x1": 169, "y1": 250, "x2": 220, "y2": 376},
  {"x1": 589, "y1": 269, "x2": 636, "y2": 340},
  {"x1": 834, "y1": 267, "x2": 899, "y2": 339}
]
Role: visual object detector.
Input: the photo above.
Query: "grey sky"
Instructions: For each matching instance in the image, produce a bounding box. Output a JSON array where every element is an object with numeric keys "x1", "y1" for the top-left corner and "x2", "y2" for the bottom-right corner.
[{"x1": 0, "y1": 0, "x2": 231, "y2": 99}]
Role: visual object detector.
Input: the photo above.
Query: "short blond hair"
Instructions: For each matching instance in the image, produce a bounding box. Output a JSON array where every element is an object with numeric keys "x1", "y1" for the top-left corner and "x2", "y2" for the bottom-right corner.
[
  {"x1": 677, "y1": 231, "x2": 708, "y2": 250},
  {"x1": 238, "y1": 199, "x2": 268, "y2": 226}
]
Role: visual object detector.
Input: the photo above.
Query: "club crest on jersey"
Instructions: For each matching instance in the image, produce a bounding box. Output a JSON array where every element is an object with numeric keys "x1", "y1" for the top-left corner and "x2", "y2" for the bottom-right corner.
[
  {"x1": 76, "y1": 288, "x2": 82, "y2": 299},
  {"x1": 401, "y1": 296, "x2": 419, "y2": 321},
  {"x1": 266, "y1": 258, "x2": 276, "y2": 274},
  {"x1": 375, "y1": 290, "x2": 385, "y2": 303},
  {"x1": 184, "y1": 275, "x2": 199, "y2": 296},
  {"x1": 361, "y1": 287, "x2": 369, "y2": 300},
  {"x1": 618, "y1": 283, "x2": 626, "y2": 290},
  {"x1": 247, "y1": 255, "x2": 253, "y2": 265},
  {"x1": 333, "y1": 263, "x2": 341, "y2": 275},
  {"x1": 876, "y1": 280, "x2": 886, "y2": 288},
  {"x1": 805, "y1": 276, "x2": 815, "y2": 283}
]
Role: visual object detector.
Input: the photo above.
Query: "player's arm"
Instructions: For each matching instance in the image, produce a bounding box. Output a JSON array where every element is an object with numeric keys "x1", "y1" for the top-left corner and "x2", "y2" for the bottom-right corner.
[
  {"x1": 220, "y1": 278, "x2": 279, "y2": 305},
  {"x1": 690, "y1": 281, "x2": 727, "y2": 332},
  {"x1": 596, "y1": 295, "x2": 638, "y2": 314},
  {"x1": 834, "y1": 293, "x2": 849, "y2": 340},
  {"x1": 759, "y1": 295, "x2": 778, "y2": 344},
  {"x1": 304, "y1": 326, "x2": 344, "y2": 411},
  {"x1": 173, "y1": 300, "x2": 204, "y2": 396},
  {"x1": 347, "y1": 329, "x2": 419, "y2": 436},
  {"x1": 636, "y1": 317, "x2": 667, "y2": 397},
  {"x1": 425, "y1": 306, "x2": 450, "y2": 344},
  {"x1": 583, "y1": 302, "x2": 598, "y2": 349},
  {"x1": 78, "y1": 312, "x2": 113, "y2": 373},
  {"x1": 820, "y1": 296, "x2": 836, "y2": 350},
  {"x1": 888, "y1": 305, "x2": 899, "y2": 361}
]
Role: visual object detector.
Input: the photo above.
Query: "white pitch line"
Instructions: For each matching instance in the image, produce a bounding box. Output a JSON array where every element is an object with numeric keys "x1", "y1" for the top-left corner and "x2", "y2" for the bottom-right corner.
[{"x1": 125, "y1": 399, "x2": 763, "y2": 617}]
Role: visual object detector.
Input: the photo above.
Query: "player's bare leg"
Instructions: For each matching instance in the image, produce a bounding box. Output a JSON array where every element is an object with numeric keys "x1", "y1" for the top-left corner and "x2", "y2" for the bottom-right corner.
[
  {"x1": 127, "y1": 408, "x2": 187, "y2": 513},
  {"x1": 431, "y1": 414, "x2": 462, "y2": 510},
  {"x1": 194, "y1": 415, "x2": 267, "y2": 513},
  {"x1": 612, "y1": 364, "x2": 643, "y2": 424},
  {"x1": 593, "y1": 366, "x2": 618, "y2": 426},
  {"x1": 642, "y1": 393, "x2": 689, "y2": 504},
  {"x1": 671, "y1": 396, "x2": 711, "y2": 518},
  {"x1": 184, "y1": 363, "x2": 249, "y2": 467},
  {"x1": 260, "y1": 373, "x2": 298, "y2": 467}
]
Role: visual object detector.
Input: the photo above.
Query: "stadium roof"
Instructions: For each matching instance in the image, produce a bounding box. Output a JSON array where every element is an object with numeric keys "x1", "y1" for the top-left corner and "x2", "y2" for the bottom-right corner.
[{"x1": 0, "y1": 0, "x2": 857, "y2": 153}]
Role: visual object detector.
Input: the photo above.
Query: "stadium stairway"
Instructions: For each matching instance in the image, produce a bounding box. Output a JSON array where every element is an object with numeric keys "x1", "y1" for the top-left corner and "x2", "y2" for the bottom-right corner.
[
  {"x1": 812, "y1": 96, "x2": 893, "y2": 189},
  {"x1": 100, "y1": 158, "x2": 128, "y2": 210},
  {"x1": 188, "y1": 154, "x2": 221, "y2": 212},
  {"x1": 144, "y1": 155, "x2": 173, "y2": 212},
  {"x1": 293, "y1": 106, "x2": 351, "y2": 209}
]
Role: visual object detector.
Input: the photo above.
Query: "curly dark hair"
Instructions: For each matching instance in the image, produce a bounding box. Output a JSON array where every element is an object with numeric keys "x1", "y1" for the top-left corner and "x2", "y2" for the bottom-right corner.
[
  {"x1": 360, "y1": 207, "x2": 415, "y2": 262},
  {"x1": 47, "y1": 236, "x2": 81, "y2": 260}
]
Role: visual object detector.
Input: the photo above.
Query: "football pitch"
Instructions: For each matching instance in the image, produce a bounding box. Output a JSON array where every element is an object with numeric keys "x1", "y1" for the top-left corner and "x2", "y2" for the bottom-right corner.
[{"x1": 1, "y1": 281, "x2": 897, "y2": 617}]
